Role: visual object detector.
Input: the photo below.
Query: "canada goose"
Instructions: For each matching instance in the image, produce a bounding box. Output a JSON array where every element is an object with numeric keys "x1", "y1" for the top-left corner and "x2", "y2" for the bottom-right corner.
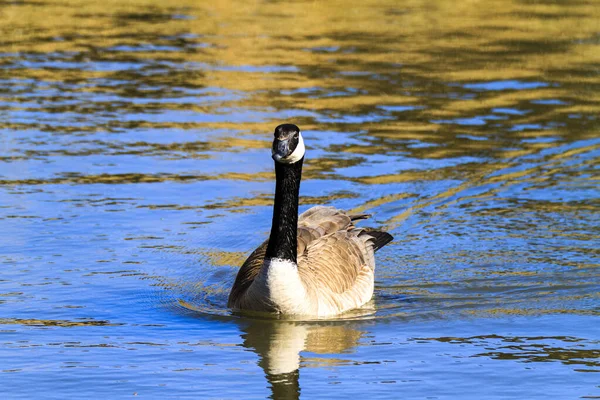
[{"x1": 228, "y1": 124, "x2": 393, "y2": 317}]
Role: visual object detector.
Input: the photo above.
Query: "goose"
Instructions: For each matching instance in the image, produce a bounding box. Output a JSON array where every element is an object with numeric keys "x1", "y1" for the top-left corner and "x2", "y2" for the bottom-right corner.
[{"x1": 228, "y1": 124, "x2": 393, "y2": 317}]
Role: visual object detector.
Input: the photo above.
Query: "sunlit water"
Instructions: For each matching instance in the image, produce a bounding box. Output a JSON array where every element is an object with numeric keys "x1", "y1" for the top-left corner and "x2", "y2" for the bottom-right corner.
[{"x1": 1, "y1": 0, "x2": 599, "y2": 398}]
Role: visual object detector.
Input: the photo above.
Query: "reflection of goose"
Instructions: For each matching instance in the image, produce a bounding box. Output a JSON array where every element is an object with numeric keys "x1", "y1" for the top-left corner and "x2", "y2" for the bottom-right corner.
[
  {"x1": 228, "y1": 124, "x2": 393, "y2": 317},
  {"x1": 240, "y1": 319, "x2": 364, "y2": 400}
]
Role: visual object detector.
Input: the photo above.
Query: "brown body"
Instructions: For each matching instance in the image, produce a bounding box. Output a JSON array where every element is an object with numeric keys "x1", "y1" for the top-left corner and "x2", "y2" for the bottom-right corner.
[{"x1": 228, "y1": 206, "x2": 392, "y2": 317}]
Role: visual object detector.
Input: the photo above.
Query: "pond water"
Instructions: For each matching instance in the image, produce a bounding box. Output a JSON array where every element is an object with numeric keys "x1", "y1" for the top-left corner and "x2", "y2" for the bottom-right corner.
[{"x1": 1, "y1": 0, "x2": 599, "y2": 398}]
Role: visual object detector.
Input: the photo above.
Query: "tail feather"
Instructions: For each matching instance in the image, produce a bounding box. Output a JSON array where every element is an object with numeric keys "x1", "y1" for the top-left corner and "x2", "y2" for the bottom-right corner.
[
  {"x1": 360, "y1": 228, "x2": 393, "y2": 251},
  {"x1": 349, "y1": 213, "x2": 370, "y2": 222}
]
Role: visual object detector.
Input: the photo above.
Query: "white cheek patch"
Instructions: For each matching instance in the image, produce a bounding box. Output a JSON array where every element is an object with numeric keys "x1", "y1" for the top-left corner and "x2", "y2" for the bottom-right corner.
[{"x1": 278, "y1": 132, "x2": 305, "y2": 164}]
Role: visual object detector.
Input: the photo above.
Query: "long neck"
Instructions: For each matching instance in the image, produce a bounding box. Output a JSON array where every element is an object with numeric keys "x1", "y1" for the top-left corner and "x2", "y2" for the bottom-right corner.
[{"x1": 265, "y1": 158, "x2": 303, "y2": 263}]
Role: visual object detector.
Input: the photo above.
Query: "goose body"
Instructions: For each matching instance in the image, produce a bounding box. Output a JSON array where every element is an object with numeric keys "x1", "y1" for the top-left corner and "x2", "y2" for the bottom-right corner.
[{"x1": 228, "y1": 124, "x2": 393, "y2": 317}]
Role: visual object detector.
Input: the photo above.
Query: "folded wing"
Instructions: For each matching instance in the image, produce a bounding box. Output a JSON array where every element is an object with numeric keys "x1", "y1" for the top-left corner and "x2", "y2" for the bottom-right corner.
[{"x1": 227, "y1": 206, "x2": 393, "y2": 314}]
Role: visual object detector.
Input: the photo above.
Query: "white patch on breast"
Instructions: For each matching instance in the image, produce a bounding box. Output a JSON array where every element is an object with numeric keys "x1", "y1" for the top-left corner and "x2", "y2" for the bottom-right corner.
[{"x1": 246, "y1": 257, "x2": 310, "y2": 315}]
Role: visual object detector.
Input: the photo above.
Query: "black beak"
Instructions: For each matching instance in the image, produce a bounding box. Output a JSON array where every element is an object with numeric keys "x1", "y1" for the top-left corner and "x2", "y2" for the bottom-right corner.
[
  {"x1": 272, "y1": 123, "x2": 300, "y2": 162},
  {"x1": 272, "y1": 138, "x2": 291, "y2": 162}
]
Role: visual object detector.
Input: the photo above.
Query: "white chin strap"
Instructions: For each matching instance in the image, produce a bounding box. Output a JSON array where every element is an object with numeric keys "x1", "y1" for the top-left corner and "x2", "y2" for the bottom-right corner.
[{"x1": 276, "y1": 132, "x2": 305, "y2": 164}]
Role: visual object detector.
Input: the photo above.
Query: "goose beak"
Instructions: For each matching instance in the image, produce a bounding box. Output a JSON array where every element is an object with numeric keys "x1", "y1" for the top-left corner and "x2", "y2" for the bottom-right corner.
[
  {"x1": 271, "y1": 124, "x2": 304, "y2": 164},
  {"x1": 272, "y1": 139, "x2": 291, "y2": 162}
]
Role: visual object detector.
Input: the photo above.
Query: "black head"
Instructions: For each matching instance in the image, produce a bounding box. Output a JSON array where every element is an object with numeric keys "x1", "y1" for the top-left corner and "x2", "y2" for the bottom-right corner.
[{"x1": 272, "y1": 124, "x2": 304, "y2": 164}]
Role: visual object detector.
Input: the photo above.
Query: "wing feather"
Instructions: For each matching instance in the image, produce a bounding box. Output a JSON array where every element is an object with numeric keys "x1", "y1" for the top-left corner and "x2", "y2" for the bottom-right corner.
[
  {"x1": 298, "y1": 230, "x2": 372, "y2": 295},
  {"x1": 227, "y1": 241, "x2": 267, "y2": 307}
]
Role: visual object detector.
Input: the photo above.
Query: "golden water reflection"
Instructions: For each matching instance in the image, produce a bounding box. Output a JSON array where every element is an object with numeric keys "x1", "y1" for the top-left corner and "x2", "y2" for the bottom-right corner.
[{"x1": 1, "y1": 0, "x2": 599, "y2": 397}]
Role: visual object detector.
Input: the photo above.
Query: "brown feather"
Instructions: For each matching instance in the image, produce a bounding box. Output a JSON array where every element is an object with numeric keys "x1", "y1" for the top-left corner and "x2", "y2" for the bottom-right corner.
[
  {"x1": 228, "y1": 206, "x2": 393, "y2": 313},
  {"x1": 227, "y1": 241, "x2": 268, "y2": 307}
]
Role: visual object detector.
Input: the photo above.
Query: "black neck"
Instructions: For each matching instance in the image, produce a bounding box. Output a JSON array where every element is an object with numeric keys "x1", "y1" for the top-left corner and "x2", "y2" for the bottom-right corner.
[{"x1": 265, "y1": 158, "x2": 303, "y2": 263}]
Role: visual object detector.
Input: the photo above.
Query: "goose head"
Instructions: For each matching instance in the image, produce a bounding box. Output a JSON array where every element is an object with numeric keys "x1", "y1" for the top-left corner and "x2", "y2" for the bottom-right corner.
[{"x1": 272, "y1": 123, "x2": 305, "y2": 164}]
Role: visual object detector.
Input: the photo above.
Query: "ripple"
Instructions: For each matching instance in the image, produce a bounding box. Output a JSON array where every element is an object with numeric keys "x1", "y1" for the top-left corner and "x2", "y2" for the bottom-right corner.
[{"x1": 1, "y1": 0, "x2": 599, "y2": 398}]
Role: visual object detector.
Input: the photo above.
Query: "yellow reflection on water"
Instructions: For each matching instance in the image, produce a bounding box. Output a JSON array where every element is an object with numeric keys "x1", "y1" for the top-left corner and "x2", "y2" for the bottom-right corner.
[
  {"x1": 3, "y1": 0, "x2": 598, "y2": 116},
  {"x1": 1, "y1": 0, "x2": 598, "y2": 323}
]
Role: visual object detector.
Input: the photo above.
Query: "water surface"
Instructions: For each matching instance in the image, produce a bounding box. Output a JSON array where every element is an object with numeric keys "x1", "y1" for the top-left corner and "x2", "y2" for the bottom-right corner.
[{"x1": 1, "y1": 0, "x2": 599, "y2": 398}]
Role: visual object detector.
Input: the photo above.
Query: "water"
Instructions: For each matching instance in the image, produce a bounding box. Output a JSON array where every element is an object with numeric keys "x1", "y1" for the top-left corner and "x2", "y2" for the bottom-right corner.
[{"x1": 1, "y1": 0, "x2": 599, "y2": 398}]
